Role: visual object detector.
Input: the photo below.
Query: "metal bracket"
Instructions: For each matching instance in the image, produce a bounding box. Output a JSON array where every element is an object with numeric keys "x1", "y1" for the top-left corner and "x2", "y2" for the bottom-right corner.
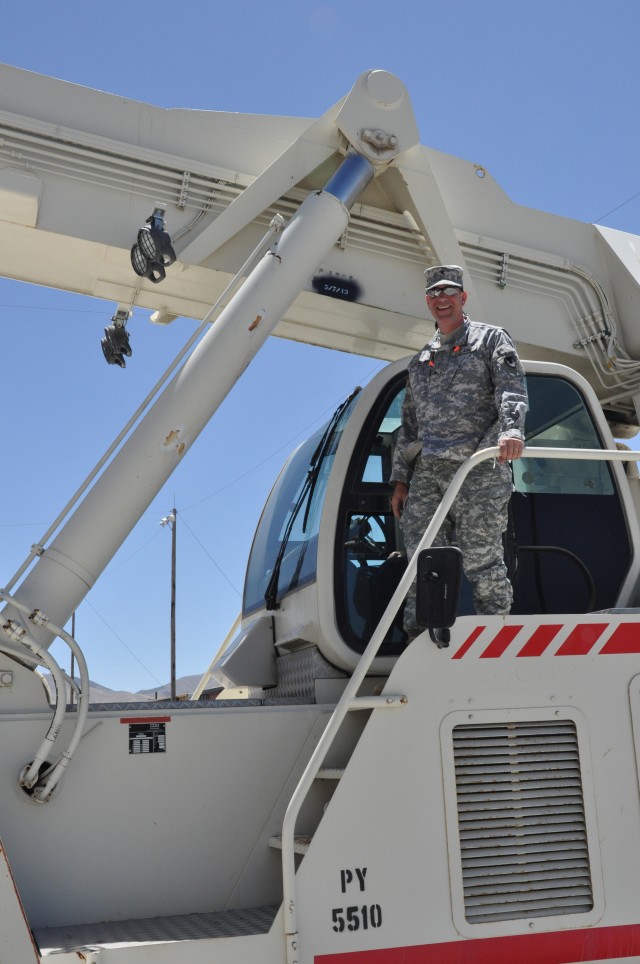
[
  {"x1": 498, "y1": 252, "x2": 509, "y2": 288},
  {"x1": 178, "y1": 171, "x2": 191, "y2": 208},
  {"x1": 111, "y1": 308, "x2": 130, "y2": 329},
  {"x1": 335, "y1": 70, "x2": 419, "y2": 165},
  {"x1": 573, "y1": 329, "x2": 611, "y2": 349}
]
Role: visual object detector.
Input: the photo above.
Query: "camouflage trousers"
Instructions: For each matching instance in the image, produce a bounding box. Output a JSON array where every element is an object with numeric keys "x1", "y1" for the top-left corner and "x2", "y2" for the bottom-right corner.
[{"x1": 401, "y1": 456, "x2": 513, "y2": 635}]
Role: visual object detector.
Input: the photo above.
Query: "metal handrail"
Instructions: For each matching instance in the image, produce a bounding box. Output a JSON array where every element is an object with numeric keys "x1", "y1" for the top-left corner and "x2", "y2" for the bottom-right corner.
[
  {"x1": 281, "y1": 443, "x2": 640, "y2": 964},
  {"x1": 191, "y1": 612, "x2": 241, "y2": 700}
]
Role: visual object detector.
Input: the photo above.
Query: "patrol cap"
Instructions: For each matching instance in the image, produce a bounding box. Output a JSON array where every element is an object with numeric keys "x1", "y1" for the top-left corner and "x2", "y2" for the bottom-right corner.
[{"x1": 424, "y1": 264, "x2": 464, "y2": 292}]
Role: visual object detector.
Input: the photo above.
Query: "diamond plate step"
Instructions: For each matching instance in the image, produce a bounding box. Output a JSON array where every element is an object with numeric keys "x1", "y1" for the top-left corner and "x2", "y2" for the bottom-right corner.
[
  {"x1": 268, "y1": 834, "x2": 312, "y2": 855},
  {"x1": 35, "y1": 904, "x2": 279, "y2": 956}
]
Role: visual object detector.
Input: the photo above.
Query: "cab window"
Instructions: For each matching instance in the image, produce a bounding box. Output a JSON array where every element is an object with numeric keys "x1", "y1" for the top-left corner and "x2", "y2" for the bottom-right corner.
[
  {"x1": 336, "y1": 374, "x2": 409, "y2": 655},
  {"x1": 244, "y1": 393, "x2": 359, "y2": 614},
  {"x1": 335, "y1": 371, "x2": 633, "y2": 653},
  {"x1": 510, "y1": 375, "x2": 630, "y2": 614}
]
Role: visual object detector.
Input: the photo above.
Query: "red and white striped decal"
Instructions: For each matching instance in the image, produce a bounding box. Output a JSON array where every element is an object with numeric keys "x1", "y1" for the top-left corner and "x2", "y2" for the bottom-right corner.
[
  {"x1": 452, "y1": 621, "x2": 640, "y2": 659},
  {"x1": 315, "y1": 921, "x2": 640, "y2": 963}
]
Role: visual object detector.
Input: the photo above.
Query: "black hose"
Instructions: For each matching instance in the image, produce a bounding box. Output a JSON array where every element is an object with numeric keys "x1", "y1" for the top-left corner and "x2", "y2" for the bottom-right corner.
[{"x1": 517, "y1": 544, "x2": 597, "y2": 612}]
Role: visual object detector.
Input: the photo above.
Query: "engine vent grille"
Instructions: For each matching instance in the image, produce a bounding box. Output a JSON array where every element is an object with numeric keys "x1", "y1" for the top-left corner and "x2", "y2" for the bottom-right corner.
[{"x1": 452, "y1": 720, "x2": 594, "y2": 924}]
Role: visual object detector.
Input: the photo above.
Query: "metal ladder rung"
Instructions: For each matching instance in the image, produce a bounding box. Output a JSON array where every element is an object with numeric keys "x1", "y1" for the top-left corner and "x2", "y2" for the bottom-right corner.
[
  {"x1": 348, "y1": 694, "x2": 407, "y2": 710},
  {"x1": 317, "y1": 767, "x2": 345, "y2": 780},
  {"x1": 269, "y1": 834, "x2": 312, "y2": 855},
  {"x1": 271, "y1": 705, "x2": 407, "y2": 858}
]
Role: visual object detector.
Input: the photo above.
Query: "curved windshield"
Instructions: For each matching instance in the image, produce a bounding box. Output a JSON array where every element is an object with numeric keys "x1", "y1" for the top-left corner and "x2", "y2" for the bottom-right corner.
[{"x1": 243, "y1": 392, "x2": 359, "y2": 614}]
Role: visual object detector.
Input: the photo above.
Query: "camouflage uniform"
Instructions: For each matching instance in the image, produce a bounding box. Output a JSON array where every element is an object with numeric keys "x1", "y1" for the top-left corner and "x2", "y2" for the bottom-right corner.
[{"x1": 391, "y1": 316, "x2": 527, "y2": 632}]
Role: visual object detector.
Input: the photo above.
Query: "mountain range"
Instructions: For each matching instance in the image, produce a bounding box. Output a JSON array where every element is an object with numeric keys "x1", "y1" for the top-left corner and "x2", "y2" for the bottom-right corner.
[{"x1": 43, "y1": 674, "x2": 208, "y2": 704}]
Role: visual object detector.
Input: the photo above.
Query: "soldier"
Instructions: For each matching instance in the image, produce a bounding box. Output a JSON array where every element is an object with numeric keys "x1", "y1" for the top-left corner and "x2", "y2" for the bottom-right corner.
[{"x1": 390, "y1": 264, "x2": 528, "y2": 639}]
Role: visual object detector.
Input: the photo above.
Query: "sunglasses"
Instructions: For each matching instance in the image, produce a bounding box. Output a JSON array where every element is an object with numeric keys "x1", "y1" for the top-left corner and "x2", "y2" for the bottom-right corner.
[{"x1": 426, "y1": 286, "x2": 462, "y2": 299}]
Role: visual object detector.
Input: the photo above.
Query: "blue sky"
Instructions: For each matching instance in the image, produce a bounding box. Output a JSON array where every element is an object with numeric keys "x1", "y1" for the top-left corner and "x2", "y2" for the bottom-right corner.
[{"x1": 1, "y1": 0, "x2": 639, "y2": 692}]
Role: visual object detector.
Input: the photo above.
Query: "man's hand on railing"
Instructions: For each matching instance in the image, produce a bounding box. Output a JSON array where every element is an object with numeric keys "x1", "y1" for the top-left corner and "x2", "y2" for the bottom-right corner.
[{"x1": 498, "y1": 436, "x2": 524, "y2": 463}]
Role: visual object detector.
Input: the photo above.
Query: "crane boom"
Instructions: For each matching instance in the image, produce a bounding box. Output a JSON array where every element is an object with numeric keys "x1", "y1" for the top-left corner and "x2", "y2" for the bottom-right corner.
[{"x1": 0, "y1": 72, "x2": 419, "y2": 650}]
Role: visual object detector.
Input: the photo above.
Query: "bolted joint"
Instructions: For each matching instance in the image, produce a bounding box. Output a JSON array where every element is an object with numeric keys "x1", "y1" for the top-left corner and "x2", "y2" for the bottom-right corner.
[
  {"x1": 361, "y1": 128, "x2": 398, "y2": 154},
  {"x1": 2, "y1": 619, "x2": 26, "y2": 643},
  {"x1": 29, "y1": 609, "x2": 49, "y2": 627},
  {"x1": 111, "y1": 308, "x2": 131, "y2": 329},
  {"x1": 31, "y1": 785, "x2": 57, "y2": 804}
]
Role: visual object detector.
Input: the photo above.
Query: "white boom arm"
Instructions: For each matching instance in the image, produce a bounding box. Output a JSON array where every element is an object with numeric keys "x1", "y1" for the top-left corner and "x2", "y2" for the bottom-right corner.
[
  {"x1": 2, "y1": 64, "x2": 640, "y2": 414},
  {"x1": 0, "y1": 72, "x2": 419, "y2": 651}
]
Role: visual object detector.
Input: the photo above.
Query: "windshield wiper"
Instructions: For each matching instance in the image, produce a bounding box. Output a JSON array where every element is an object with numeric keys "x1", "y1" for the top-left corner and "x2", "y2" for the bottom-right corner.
[{"x1": 264, "y1": 388, "x2": 360, "y2": 610}]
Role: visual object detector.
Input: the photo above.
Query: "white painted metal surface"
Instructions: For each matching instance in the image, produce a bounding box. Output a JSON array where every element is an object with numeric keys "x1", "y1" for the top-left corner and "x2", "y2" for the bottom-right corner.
[
  {"x1": 1, "y1": 63, "x2": 640, "y2": 407},
  {"x1": 293, "y1": 613, "x2": 640, "y2": 963},
  {"x1": 2, "y1": 66, "x2": 640, "y2": 964},
  {"x1": 0, "y1": 841, "x2": 39, "y2": 963},
  {"x1": 282, "y1": 443, "x2": 640, "y2": 964},
  {"x1": 1, "y1": 184, "x2": 352, "y2": 651}
]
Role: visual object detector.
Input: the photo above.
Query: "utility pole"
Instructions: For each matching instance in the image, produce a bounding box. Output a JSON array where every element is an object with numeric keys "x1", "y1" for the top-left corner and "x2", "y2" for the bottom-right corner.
[{"x1": 160, "y1": 508, "x2": 177, "y2": 700}]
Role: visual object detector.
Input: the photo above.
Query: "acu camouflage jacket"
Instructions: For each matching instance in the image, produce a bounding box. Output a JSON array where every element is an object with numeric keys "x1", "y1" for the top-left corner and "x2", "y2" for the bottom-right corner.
[{"x1": 391, "y1": 318, "x2": 528, "y2": 484}]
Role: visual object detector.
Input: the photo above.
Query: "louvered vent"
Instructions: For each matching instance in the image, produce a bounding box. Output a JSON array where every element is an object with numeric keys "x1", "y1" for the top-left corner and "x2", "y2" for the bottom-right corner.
[
  {"x1": 0, "y1": 124, "x2": 435, "y2": 265},
  {"x1": 452, "y1": 720, "x2": 593, "y2": 923},
  {"x1": 0, "y1": 122, "x2": 240, "y2": 214}
]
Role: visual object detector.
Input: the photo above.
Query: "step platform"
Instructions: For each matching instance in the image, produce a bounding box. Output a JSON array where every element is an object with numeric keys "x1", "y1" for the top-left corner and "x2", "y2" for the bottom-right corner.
[{"x1": 36, "y1": 904, "x2": 280, "y2": 958}]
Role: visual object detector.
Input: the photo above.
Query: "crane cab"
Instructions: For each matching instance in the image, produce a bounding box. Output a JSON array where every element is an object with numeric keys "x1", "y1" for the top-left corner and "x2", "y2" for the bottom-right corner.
[{"x1": 214, "y1": 357, "x2": 640, "y2": 697}]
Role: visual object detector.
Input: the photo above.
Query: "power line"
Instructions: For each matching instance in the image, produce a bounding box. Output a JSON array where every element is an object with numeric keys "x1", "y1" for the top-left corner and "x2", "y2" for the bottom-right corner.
[
  {"x1": 0, "y1": 521, "x2": 49, "y2": 528},
  {"x1": 182, "y1": 360, "x2": 385, "y2": 511},
  {"x1": 83, "y1": 598, "x2": 163, "y2": 685},
  {"x1": 596, "y1": 190, "x2": 640, "y2": 224},
  {"x1": 103, "y1": 528, "x2": 162, "y2": 576},
  {"x1": 178, "y1": 513, "x2": 242, "y2": 597},
  {"x1": 0, "y1": 302, "x2": 104, "y2": 313}
]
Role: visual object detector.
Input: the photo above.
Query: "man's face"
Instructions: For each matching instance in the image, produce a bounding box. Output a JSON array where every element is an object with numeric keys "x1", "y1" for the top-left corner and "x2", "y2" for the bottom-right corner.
[{"x1": 425, "y1": 286, "x2": 467, "y2": 334}]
